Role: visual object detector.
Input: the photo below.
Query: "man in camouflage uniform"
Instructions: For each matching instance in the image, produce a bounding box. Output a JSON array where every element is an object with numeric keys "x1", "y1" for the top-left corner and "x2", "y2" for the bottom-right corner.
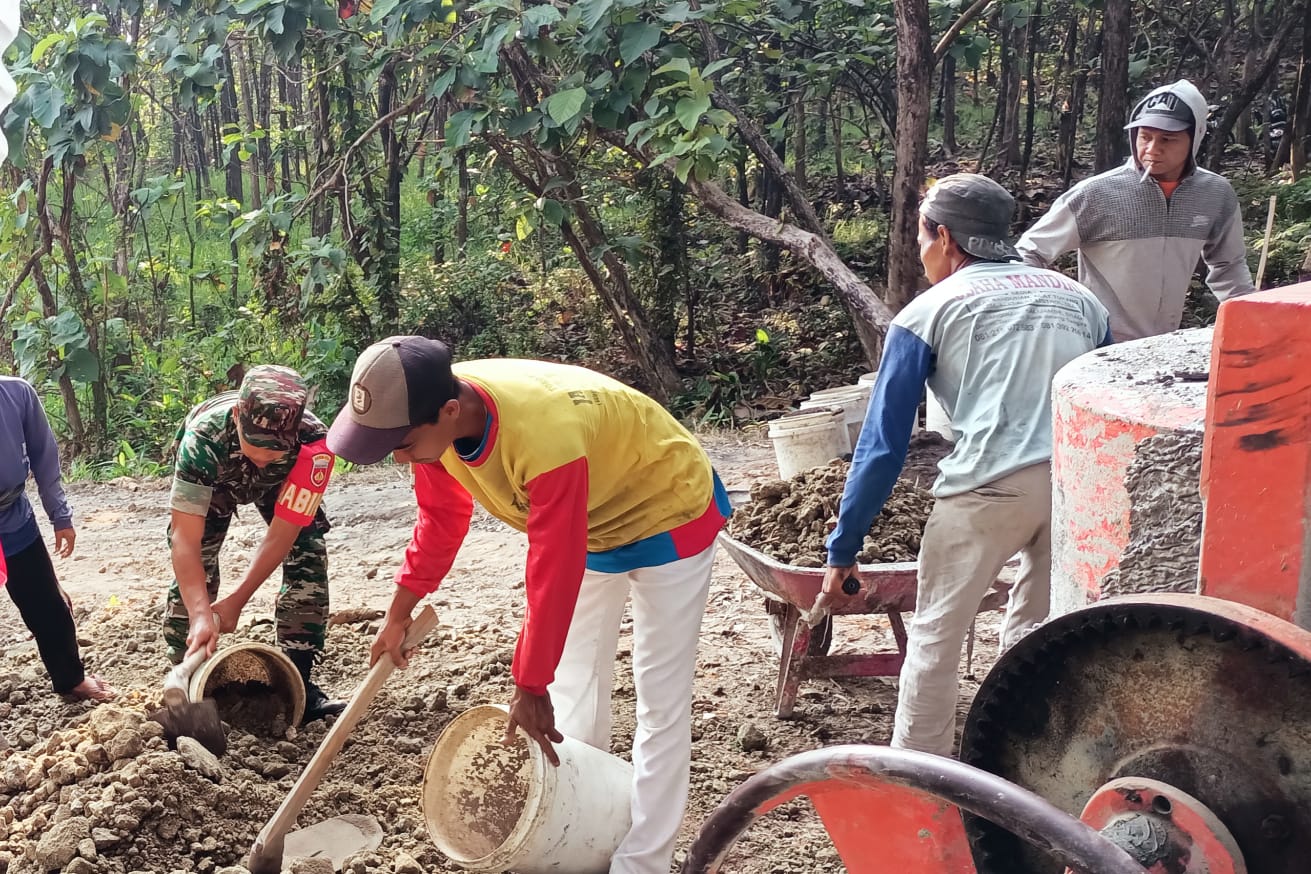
[{"x1": 165, "y1": 365, "x2": 346, "y2": 723}]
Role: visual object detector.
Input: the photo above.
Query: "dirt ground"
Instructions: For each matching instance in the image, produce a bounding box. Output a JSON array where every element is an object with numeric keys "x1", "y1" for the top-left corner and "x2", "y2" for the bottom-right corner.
[{"x1": 0, "y1": 430, "x2": 1002, "y2": 874}]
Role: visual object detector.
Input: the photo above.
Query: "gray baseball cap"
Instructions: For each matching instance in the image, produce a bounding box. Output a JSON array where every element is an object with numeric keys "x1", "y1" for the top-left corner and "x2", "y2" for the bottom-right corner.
[
  {"x1": 1125, "y1": 89, "x2": 1195, "y2": 134},
  {"x1": 919, "y1": 173, "x2": 1019, "y2": 262},
  {"x1": 327, "y1": 336, "x2": 459, "y2": 464}
]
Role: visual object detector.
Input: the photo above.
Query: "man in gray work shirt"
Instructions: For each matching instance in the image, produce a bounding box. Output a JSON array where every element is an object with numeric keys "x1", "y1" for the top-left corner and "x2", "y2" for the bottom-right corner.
[{"x1": 1018, "y1": 79, "x2": 1253, "y2": 341}]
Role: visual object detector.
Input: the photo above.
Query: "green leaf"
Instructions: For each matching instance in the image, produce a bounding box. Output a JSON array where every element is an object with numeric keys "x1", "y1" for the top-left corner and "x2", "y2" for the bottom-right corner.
[
  {"x1": 430, "y1": 67, "x2": 457, "y2": 99},
  {"x1": 63, "y1": 346, "x2": 100, "y2": 383},
  {"x1": 539, "y1": 198, "x2": 566, "y2": 226},
  {"x1": 544, "y1": 87, "x2": 588, "y2": 125},
  {"x1": 522, "y1": 5, "x2": 563, "y2": 30},
  {"x1": 674, "y1": 94, "x2": 710, "y2": 131},
  {"x1": 505, "y1": 110, "x2": 542, "y2": 137},
  {"x1": 619, "y1": 23, "x2": 660, "y2": 65},
  {"x1": 30, "y1": 33, "x2": 64, "y2": 65},
  {"x1": 656, "y1": 1, "x2": 691, "y2": 22},
  {"x1": 446, "y1": 109, "x2": 479, "y2": 149},
  {"x1": 370, "y1": 0, "x2": 402, "y2": 21},
  {"x1": 515, "y1": 213, "x2": 535, "y2": 240},
  {"x1": 701, "y1": 58, "x2": 735, "y2": 79},
  {"x1": 654, "y1": 57, "x2": 691, "y2": 77},
  {"x1": 49, "y1": 310, "x2": 90, "y2": 350},
  {"x1": 575, "y1": 0, "x2": 615, "y2": 30},
  {"x1": 674, "y1": 155, "x2": 693, "y2": 183}
]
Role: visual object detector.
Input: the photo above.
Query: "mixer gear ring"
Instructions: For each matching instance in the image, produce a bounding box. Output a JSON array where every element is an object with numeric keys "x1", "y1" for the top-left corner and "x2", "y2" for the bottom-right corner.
[{"x1": 960, "y1": 594, "x2": 1311, "y2": 874}]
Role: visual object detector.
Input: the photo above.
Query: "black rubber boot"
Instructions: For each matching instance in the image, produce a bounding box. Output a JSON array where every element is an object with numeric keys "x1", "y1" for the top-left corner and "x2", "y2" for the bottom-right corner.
[{"x1": 286, "y1": 649, "x2": 346, "y2": 724}]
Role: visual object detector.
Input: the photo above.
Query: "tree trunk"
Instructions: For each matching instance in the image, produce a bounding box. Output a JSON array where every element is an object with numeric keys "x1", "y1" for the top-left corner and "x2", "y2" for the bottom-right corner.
[
  {"x1": 1094, "y1": 0, "x2": 1131, "y2": 172},
  {"x1": 1019, "y1": 0, "x2": 1042, "y2": 182},
  {"x1": 753, "y1": 62, "x2": 787, "y2": 289},
  {"x1": 1206, "y1": 3, "x2": 1304, "y2": 167},
  {"x1": 52, "y1": 166, "x2": 106, "y2": 447},
  {"x1": 310, "y1": 50, "x2": 334, "y2": 238},
  {"x1": 1055, "y1": 12, "x2": 1081, "y2": 181},
  {"x1": 456, "y1": 149, "x2": 469, "y2": 257},
  {"x1": 941, "y1": 53, "x2": 959, "y2": 157},
  {"x1": 238, "y1": 41, "x2": 262, "y2": 209},
  {"x1": 734, "y1": 151, "x2": 750, "y2": 255},
  {"x1": 376, "y1": 60, "x2": 403, "y2": 330},
  {"x1": 30, "y1": 260, "x2": 86, "y2": 451},
  {"x1": 792, "y1": 90, "x2": 808, "y2": 192},
  {"x1": 687, "y1": 178, "x2": 895, "y2": 357},
  {"x1": 888, "y1": 0, "x2": 933, "y2": 312},
  {"x1": 490, "y1": 142, "x2": 683, "y2": 400},
  {"x1": 1237, "y1": 2, "x2": 1264, "y2": 148},
  {"x1": 831, "y1": 99, "x2": 845, "y2": 197},
  {"x1": 278, "y1": 71, "x2": 292, "y2": 195},
  {"x1": 998, "y1": 10, "x2": 1025, "y2": 168},
  {"x1": 219, "y1": 45, "x2": 244, "y2": 204},
  {"x1": 1291, "y1": 2, "x2": 1311, "y2": 180},
  {"x1": 255, "y1": 52, "x2": 274, "y2": 203}
]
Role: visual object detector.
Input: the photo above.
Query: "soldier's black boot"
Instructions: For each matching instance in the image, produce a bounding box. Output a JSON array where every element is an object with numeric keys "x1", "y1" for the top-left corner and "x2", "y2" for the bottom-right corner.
[{"x1": 286, "y1": 649, "x2": 346, "y2": 724}]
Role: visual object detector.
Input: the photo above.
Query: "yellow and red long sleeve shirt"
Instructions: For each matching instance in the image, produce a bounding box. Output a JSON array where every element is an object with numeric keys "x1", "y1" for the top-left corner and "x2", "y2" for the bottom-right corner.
[{"x1": 395, "y1": 359, "x2": 730, "y2": 694}]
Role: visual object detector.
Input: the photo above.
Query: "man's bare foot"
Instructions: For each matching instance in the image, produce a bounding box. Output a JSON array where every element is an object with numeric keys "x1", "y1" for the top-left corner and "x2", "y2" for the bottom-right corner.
[{"x1": 64, "y1": 674, "x2": 117, "y2": 702}]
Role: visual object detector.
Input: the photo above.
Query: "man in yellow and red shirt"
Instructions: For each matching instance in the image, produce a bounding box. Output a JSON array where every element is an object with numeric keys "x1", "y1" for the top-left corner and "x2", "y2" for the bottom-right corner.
[{"x1": 328, "y1": 337, "x2": 730, "y2": 874}]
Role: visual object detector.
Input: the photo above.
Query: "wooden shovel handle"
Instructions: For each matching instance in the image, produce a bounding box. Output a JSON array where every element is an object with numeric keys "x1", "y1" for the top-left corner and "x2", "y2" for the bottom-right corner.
[{"x1": 250, "y1": 605, "x2": 439, "y2": 859}]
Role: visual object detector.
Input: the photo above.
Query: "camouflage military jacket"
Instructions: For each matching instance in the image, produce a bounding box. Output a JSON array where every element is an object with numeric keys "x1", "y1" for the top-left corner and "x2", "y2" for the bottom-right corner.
[{"x1": 169, "y1": 391, "x2": 328, "y2": 518}]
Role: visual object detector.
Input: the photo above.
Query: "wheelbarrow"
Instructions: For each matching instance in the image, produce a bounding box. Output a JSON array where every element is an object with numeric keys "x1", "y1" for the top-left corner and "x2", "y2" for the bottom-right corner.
[{"x1": 716, "y1": 530, "x2": 1010, "y2": 718}]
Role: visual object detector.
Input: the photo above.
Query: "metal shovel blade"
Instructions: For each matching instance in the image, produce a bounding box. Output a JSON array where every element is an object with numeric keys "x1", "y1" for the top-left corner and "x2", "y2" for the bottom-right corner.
[
  {"x1": 282, "y1": 814, "x2": 383, "y2": 870},
  {"x1": 150, "y1": 697, "x2": 228, "y2": 758}
]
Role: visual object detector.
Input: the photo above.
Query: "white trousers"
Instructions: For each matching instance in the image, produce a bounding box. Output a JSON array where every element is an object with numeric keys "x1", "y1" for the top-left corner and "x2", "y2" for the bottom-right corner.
[
  {"x1": 891, "y1": 462, "x2": 1053, "y2": 757},
  {"x1": 550, "y1": 542, "x2": 717, "y2": 874}
]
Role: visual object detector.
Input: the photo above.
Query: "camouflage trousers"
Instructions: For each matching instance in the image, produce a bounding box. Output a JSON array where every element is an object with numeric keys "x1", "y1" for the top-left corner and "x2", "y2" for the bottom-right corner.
[{"x1": 163, "y1": 495, "x2": 331, "y2": 663}]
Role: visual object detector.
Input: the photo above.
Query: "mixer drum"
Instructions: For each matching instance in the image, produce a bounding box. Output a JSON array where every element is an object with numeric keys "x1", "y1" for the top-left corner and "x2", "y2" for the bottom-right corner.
[{"x1": 960, "y1": 595, "x2": 1311, "y2": 874}]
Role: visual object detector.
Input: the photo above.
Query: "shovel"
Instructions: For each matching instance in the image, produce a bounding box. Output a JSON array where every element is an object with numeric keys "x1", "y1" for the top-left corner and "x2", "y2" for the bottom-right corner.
[
  {"x1": 150, "y1": 648, "x2": 228, "y2": 757},
  {"x1": 247, "y1": 605, "x2": 440, "y2": 874}
]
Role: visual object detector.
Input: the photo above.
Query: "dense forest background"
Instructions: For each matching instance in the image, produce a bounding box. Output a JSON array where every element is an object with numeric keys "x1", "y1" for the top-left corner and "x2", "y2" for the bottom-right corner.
[{"x1": 3, "y1": 0, "x2": 1311, "y2": 475}]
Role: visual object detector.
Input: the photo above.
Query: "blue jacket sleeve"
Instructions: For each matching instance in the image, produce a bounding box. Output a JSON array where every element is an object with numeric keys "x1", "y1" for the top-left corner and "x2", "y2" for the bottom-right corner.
[
  {"x1": 22, "y1": 382, "x2": 72, "y2": 530},
  {"x1": 826, "y1": 325, "x2": 932, "y2": 566}
]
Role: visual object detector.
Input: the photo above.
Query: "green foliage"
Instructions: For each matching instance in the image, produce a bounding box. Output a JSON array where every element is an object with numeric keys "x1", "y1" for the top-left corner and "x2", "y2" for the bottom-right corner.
[
  {"x1": 398, "y1": 250, "x2": 541, "y2": 356},
  {"x1": 12, "y1": 309, "x2": 100, "y2": 384},
  {"x1": 3, "y1": 12, "x2": 135, "y2": 164}
]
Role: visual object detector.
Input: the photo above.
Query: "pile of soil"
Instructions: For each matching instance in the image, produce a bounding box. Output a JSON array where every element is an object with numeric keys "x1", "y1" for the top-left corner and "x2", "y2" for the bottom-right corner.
[{"x1": 727, "y1": 430, "x2": 953, "y2": 566}]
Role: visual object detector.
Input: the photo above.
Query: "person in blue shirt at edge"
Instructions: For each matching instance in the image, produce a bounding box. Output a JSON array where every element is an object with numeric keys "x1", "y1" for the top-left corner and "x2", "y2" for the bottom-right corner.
[
  {"x1": 0, "y1": 375, "x2": 117, "y2": 702},
  {"x1": 820, "y1": 174, "x2": 1111, "y2": 757}
]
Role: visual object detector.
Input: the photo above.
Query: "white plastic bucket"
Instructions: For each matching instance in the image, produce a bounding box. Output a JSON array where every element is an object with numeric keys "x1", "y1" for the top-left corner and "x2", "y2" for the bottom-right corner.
[
  {"x1": 857, "y1": 371, "x2": 879, "y2": 388},
  {"x1": 801, "y1": 385, "x2": 870, "y2": 449},
  {"x1": 925, "y1": 391, "x2": 956, "y2": 441},
  {"x1": 422, "y1": 705, "x2": 634, "y2": 874},
  {"x1": 767, "y1": 408, "x2": 850, "y2": 479}
]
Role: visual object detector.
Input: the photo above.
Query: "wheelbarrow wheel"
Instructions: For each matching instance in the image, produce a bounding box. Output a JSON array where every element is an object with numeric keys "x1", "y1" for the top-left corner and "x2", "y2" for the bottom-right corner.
[{"x1": 769, "y1": 608, "x2": 832, "y2": 658}]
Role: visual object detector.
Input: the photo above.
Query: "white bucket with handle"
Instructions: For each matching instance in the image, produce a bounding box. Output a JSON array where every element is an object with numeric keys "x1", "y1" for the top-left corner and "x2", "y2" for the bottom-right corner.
[
  {"x1": 801, "y1": 384, "x2": 871, "y2": 448},
  {"x1": 422, "y1": 704, "x2": 633, "y2": 874},
  {"x1": 767, "y1": 407, "x2": 850, "y2": 479}
]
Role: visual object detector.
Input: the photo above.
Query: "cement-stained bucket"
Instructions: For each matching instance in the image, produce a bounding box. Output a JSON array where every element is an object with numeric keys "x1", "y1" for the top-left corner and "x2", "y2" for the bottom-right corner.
[
  {"x1": 188, "y1": 642, "x2": 306, "y2": 734},
  {"x1": 422, "y1": 705, "x2": 633, "y2": 874},
  {"x1": 768, "y1": 407, "x2": 850, "y2": 479},
  {"x1": 802, "y1": 384, "x2": 871, "y2": 449}
]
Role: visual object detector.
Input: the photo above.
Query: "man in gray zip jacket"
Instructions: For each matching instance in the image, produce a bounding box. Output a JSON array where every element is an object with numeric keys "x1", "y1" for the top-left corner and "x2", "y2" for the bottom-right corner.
[{"x1": 1018, "y1": 79, "x2": 1254, "y2": 342}]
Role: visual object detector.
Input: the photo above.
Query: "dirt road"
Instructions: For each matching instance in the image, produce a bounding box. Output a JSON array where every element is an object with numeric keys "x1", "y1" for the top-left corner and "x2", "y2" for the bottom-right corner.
[{"x1": 0, "y1": 431, "x2": 1000, "y2": 873}]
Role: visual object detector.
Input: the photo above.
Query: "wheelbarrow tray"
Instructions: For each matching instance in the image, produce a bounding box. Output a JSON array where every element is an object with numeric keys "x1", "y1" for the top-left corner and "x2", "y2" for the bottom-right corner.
[{"x1": 717, "y1": 530, "x2": 1010, "y2": 718}]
